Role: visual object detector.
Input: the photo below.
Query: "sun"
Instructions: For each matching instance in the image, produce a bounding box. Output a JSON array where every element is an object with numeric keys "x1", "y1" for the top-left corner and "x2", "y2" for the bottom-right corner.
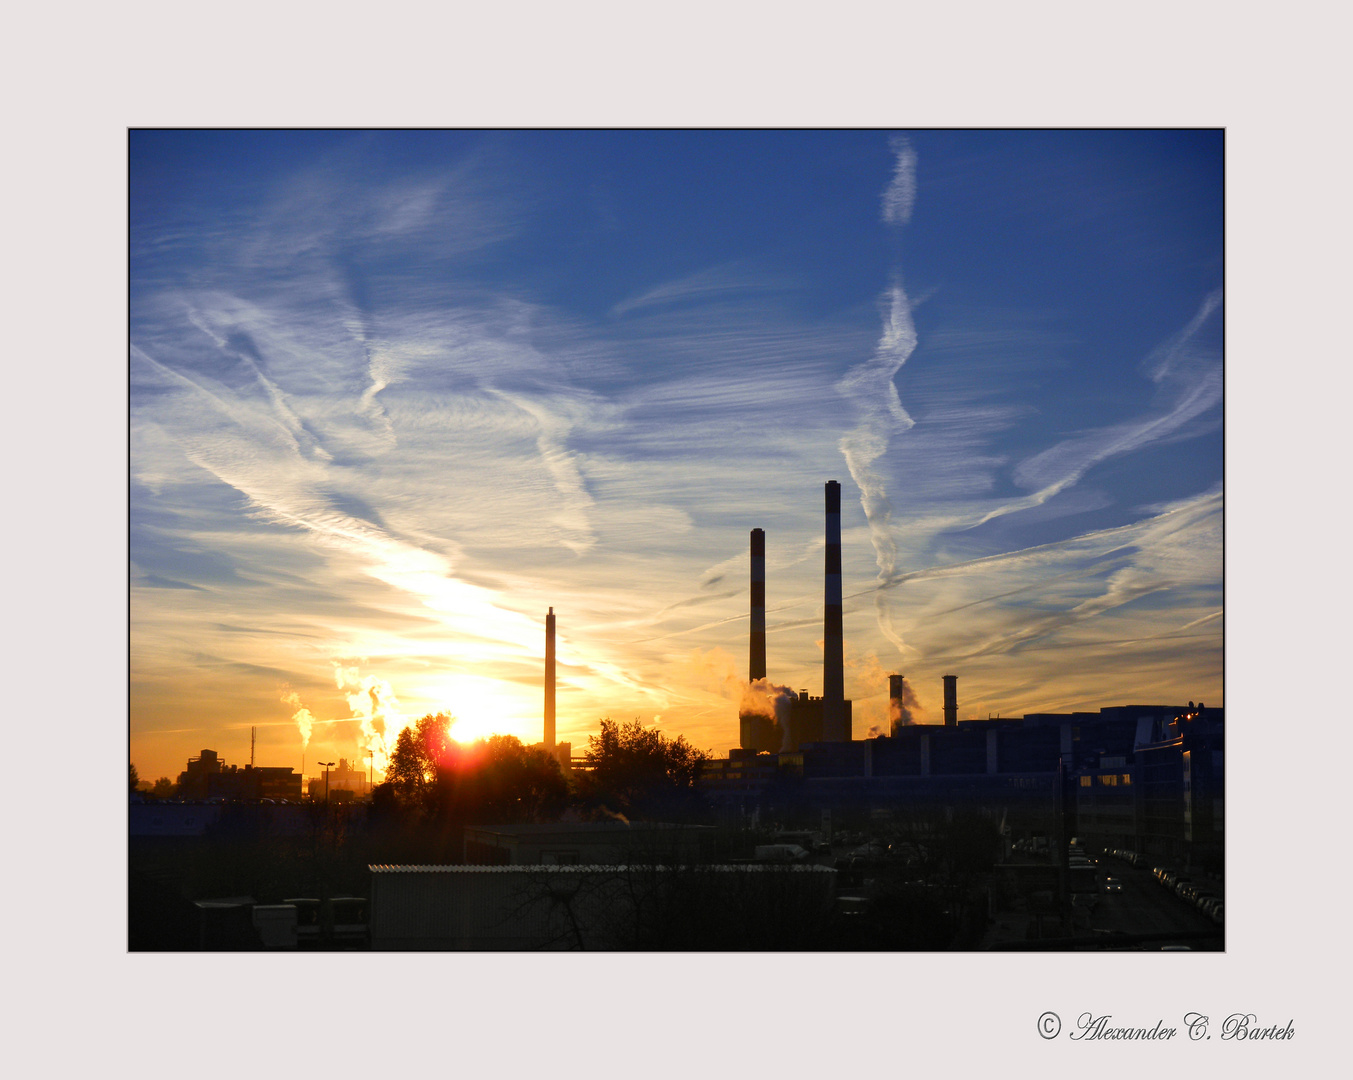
[{"x1": 424, "y1": 673, "x2": 539, "y2": 746}]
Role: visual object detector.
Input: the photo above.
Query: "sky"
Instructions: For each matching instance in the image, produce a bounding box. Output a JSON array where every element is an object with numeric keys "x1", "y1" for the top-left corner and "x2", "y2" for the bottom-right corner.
[{"x1": 129, "y1": 129, "x2": 1223, "y2": 784}]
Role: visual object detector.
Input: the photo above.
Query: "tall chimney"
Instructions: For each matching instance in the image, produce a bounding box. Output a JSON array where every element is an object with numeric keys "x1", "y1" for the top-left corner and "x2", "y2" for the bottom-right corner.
[
  {"x1": 545, "y1": 607, "x2": 556, "y2": 748},
  {"x1": 822, "y1": 481, "x2": 846, "y2": 741},
  {"x1": 750, "y1": 528, "x2": 766, "y2": 683},
  {"x1": 943, "y1": 674, "x2": 957, "y2": 728},
  {"x1": 889, "y1": 674, "x2": 905, "y2": 736}
]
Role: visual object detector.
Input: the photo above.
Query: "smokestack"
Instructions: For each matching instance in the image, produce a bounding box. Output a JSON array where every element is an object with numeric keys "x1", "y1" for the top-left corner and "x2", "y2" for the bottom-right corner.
[
  {"x1": 545, "y1": 607, "x2": 556, "y2": 748},
  {"x1": 750, "y1": 528, "x2": 766, "y2": 682},
  {"x1": 822, "y1": 481, "x2": 846, "y2": 741},
  {"x1": 943, "y1": 674, "x2": 957, "y2": 728},
  {"x1": 889, "y1": 674, "x2": 904, "y2": 735}
]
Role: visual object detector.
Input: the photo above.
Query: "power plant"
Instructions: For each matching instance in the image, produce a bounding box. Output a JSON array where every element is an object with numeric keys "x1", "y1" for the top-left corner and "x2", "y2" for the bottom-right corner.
[{"x1": 739, "y1": 481, "x2": 854, "y2": 753}]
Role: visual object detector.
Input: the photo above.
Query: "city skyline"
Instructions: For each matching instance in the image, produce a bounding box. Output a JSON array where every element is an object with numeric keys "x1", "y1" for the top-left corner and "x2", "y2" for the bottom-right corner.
[{"x1": 130, "y1": 130, "x2": 1223, "y2": 784}]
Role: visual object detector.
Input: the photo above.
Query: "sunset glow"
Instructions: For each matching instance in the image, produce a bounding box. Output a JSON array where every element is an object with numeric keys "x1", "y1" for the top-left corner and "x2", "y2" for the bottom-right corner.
[{"x1": 130, "y1": 130, "x2": 1222, "y2": 783}]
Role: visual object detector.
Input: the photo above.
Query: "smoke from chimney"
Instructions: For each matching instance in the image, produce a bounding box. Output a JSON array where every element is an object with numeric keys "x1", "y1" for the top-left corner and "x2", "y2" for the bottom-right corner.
[
  {"x1": 888, "y1": 674, "x2": 923, "y2": 734},
  {"x1": 281, "y1": 690, "x2": 314, "y2": 750},
  {"x1": 740, "y1": 678, "x2": 798, "y2": 753},
  {"x1": 334, "y1": 666, "x2": 408, "y2": 773}
]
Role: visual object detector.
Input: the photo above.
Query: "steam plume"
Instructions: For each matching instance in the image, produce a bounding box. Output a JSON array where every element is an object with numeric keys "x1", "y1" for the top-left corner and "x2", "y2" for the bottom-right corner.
[
  {"x1": 334, "y1": 665, "x2": 409, "y2": 773},
  {"x1": 281, "y1": 689, "x2": 314, "y2": 749},
  {"x1": 889, "y1": 680, "x2": 924, "y2": 734},
  {"x1": 740, "y1": 677, "x2": 798, "y2": 752}
]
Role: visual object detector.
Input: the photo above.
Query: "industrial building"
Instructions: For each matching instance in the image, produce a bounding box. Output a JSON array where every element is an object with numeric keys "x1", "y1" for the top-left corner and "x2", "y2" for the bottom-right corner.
[
  {"x1": 711, "y1": 478, "x2": 1222, "y2": 872},
  {"x1": 176, "y1": 749, "x2": 302, "y2": 802},
  {"x1": 739, "y1": 482, "x2": 854, "y2": 753}
]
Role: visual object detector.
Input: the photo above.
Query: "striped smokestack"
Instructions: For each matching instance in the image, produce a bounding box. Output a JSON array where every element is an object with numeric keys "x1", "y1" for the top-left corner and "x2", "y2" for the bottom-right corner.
[
  {"x1": 822, "y1": 481, "x2": 846, "y2": 741},
  {"x1": 750, "y1": 528, "x2": 766, "y2": 682},
  {"x1": 545, "y1": 607, "x2": 556, "y2": 747}
]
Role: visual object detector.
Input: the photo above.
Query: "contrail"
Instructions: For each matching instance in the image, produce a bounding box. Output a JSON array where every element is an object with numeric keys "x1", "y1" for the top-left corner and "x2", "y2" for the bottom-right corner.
[{"x1": 837, "y1": 133, "x2": 921, "y2": 655}]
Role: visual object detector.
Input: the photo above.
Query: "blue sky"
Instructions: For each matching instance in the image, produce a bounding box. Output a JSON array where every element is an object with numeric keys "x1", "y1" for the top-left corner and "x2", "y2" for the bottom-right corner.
[{"x1": 130, "y1": 129, "x2": 1222, "y2": 782}]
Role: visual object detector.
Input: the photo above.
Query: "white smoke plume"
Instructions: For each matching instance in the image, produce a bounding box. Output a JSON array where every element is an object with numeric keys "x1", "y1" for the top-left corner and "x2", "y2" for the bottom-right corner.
[
  {"x1": 281, "y1": 689, "x2": 314, "y2": 750},
  {"x1": 597, "y1": 806, "x2": 631, "y2": 826},
  {"x1": 334, "y1": 665, "x2": 410, "y2": 773},
  {"x1": 739, "y1": 677, "x2": 798, "y2": 752}
]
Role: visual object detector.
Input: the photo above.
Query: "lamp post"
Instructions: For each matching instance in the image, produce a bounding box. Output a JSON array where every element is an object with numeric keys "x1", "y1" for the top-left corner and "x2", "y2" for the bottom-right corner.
[
  {"x1": 314, "y1": 760, "x2": 337, "y2": 945},
  {"x1": 318, "y1": 761, "x2": 335, "y2": 805}
]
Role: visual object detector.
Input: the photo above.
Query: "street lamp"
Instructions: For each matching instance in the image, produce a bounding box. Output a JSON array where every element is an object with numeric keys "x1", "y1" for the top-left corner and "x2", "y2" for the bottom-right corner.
[{"x1": 317, "y1": 761, "x2": 335, "y2": 805}]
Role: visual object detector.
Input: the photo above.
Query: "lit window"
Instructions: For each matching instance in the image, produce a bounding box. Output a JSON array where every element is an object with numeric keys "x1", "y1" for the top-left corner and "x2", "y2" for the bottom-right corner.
[{"x1": 1080, "y1": 776, "x2": 1092, "y2": 787}]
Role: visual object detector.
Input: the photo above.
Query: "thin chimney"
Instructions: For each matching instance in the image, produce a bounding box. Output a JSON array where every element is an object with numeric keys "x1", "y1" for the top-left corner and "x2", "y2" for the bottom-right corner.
[
  {"x1": 750, "y1": 528, "x2": 766, "y2": 683},
  {"x1": 943, "y1": 674, "x2": 957, "y2": 728},
  {"x1": 545, "y1": 607, "x2": 556, "y2": 748},
  {"x1": 822, "y1": 481, "x2": 846, "y2": 740}
]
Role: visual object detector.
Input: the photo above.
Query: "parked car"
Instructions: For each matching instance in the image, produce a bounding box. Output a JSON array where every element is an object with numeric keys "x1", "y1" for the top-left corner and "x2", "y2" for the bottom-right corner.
[{"x1": 1196, "y1": 895, "x2": 1222, "y2": 918}]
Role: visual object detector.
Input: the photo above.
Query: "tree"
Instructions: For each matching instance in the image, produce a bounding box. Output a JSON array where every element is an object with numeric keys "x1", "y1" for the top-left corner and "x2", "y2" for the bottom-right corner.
[
  {"x1": 151, "y1": 777, "x2": 176, "y2": 800},
  {"x1": 130, "y1": 763, "x2": 139, "y2": 792},
  {"x1": 437, "y1": 735, "x2": 568, "y2": 823},
  {"x1": 376, "y1": 715, "x2": 568, "y2": 825},
  {"x1": 383, "y1": 713, "x2": 455, "y2": 807},
  {"x1": 581, "y1": 719, "x2": 710, "y2": 820}
]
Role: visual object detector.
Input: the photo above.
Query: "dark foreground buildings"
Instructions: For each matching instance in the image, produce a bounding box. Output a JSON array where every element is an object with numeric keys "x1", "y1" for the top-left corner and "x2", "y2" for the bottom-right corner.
[
  {"x1": 700, "y1": 701, "x2": 1224, "y2": 874},
  {"x1": 131, "y1": 480, "x2": 1222, "y2": 949}
]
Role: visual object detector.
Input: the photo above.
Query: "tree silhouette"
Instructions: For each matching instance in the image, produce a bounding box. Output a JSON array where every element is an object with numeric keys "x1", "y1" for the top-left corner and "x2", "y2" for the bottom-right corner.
[
  {"x1": 436, "y1": 735, "x2": 568, "y2": 823},
  {"x1": 383, "y1": 713, "x2": 455, "y2": 807},
  {"x1": 130, "y1": 763, "x2": 139, "y2": 792},
  {"x1": 580, "y1": 719, "x2": 710, "y2": 820},
  {"x1": 375, "y1": 716, "x2": 568, "y2": 827}
]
